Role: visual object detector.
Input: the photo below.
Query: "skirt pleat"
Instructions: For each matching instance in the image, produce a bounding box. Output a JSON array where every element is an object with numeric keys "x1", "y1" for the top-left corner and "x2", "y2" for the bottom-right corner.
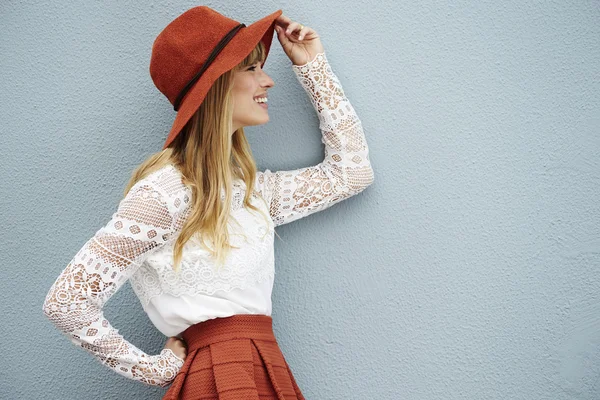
[{"x1": 162, "y1": 314, "x2": 305, "y2": 400}]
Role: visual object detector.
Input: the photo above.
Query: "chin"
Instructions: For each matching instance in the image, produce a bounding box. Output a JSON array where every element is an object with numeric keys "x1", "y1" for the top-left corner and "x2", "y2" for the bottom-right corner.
[{"x1": 248, "y1": 117, "x2": 270, "y2": 127}]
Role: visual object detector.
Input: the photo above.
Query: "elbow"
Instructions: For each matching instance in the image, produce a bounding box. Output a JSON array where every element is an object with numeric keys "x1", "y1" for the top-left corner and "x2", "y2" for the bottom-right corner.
[
  {"x1": 42, "y1": 290, "x2": 58, "y2": 323},
  {"x1": 364, "y1": 166, "x2": 375, "y2": 187},
  {"x1": 42, "y1": 286, "x2": 71, "y2": 327},
  {"x1": 347, "y1": 166, "x2": 375, "y2": 194}
]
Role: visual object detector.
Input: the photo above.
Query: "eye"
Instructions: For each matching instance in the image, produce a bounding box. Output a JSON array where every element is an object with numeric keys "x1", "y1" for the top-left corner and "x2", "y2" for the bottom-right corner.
[{"x1": 247, "y1": 62, "x2": 264, "y2": 71}]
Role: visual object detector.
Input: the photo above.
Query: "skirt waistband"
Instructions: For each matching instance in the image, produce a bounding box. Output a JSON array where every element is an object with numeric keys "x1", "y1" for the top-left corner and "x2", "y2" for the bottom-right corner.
[{"x1": 180, "y1": 314, "x2": 276, "y2": 352}]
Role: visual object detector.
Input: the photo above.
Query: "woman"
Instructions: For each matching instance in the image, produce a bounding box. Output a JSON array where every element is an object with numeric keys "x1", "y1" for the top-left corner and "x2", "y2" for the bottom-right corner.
[{"x1": 42, "y1": 6, "x2": 374, "y2": 399}]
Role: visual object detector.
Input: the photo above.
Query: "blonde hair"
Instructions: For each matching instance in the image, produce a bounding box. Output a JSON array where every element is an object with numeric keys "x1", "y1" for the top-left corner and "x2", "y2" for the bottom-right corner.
[{"x1": 123, "y1": 40, "x2": 281, "y2": 274}]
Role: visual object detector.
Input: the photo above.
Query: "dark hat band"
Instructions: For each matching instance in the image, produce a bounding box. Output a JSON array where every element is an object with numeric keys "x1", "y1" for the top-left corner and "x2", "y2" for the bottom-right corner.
[{"x1": 173, "y1": 23, "x2": 246, "y2": 111}]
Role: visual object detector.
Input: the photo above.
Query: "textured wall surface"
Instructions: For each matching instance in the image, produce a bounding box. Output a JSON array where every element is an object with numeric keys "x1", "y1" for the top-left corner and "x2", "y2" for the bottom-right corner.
[{"x1": 1, "y1": 1, "x2": 599, "y2": 399}]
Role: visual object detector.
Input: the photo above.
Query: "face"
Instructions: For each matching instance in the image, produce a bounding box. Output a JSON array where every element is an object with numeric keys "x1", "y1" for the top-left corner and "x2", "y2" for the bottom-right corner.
[{"x1": 231, "y1": 60, "x2": 275, "y2": 134}]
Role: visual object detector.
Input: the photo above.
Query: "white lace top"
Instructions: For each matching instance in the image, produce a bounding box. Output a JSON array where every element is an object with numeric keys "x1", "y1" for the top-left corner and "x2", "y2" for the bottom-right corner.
[{"x1": 42, "y1": 51, "x2": 374, "y2": 387}]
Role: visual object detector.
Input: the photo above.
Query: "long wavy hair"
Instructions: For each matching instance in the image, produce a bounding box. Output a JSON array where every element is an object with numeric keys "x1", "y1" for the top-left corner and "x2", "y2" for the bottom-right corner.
[{"x1": 122, "y1": 40, "x2": 280, "y2": 274}]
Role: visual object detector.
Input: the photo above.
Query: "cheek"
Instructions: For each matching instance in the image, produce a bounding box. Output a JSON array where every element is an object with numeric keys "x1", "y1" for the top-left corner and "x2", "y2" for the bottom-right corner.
[
  {"x1": 234, "y1": 76, "x2": 256, "y2": 93},
  {"x1": 232, "y1": 75, "x2": 261, "y2": 112}
]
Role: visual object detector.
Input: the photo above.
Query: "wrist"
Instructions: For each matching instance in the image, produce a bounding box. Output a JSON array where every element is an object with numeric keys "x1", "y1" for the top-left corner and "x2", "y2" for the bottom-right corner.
[
  {"x1": 292, "y1": 51, "x2": 326, "y2": 68},
  {"x1": 161, "y1": 347, "x2": 185, "y2": 369}
]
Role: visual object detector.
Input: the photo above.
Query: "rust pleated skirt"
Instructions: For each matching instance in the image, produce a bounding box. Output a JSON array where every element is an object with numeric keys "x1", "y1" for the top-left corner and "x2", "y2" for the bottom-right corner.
[{"x1": 162, "y1": 314, "x2": 305, "y2": 400}]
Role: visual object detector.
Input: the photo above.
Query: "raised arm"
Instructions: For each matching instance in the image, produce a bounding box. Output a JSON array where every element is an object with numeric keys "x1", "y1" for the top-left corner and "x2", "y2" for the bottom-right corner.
[
  {"x1": 255, "y1": 51, "x2": 374, "y2": 227},
  {"x1": 42, "y1": 178, "x2": 185, "y2": 387}
]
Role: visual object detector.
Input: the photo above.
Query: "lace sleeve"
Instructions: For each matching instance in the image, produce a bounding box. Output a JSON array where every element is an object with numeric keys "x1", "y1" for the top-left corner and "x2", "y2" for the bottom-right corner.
[
  {"x1": 255, "y1": 51, "x2": 374, "y2": 227},
  {"x1": 42, "y1": 179, "x2": 185, "y2": 387}
]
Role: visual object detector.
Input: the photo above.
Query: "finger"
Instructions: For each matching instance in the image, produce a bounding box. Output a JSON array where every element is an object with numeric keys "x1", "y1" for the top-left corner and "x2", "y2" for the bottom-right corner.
[
  {"x1": 275, "y1": 16, "x2": 306, "y2": 39},
  {"x1": 275, "y1": 14, "x2": 293, "y2": 26},
  {"x1": 274, "y1": 25, "x2": 290, "y2": 44},
  {"x1": 274, "y1": 18, "x2": 292, "y2": 32},
  {"x1": 285, "y1": 21, "x2": 302, "y2": 36},
  {"x1": 295, "y1": 25, "x2": 305, "y2": 40},
  {"x1": 274, "y1": 24, "x2": 285, "y2": 37},
  {"x1": 298, "y1": 26, "x2": 311, "y2": 41},
  {"x1": 276, "y1": 23, "x2": 299, "y2": 45}
]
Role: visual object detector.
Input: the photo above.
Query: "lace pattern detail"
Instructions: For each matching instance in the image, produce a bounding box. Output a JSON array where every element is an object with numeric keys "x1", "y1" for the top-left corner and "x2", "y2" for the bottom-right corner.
[
  {"x1": 129, "y1": 185, "x2": 275, "y2": 308},
  {"x1": 255, "y1": 51, "x2": 374, "y2": 227},
  {"x1": 42, "y1": 168, "x2": 186, "y2": 387}
]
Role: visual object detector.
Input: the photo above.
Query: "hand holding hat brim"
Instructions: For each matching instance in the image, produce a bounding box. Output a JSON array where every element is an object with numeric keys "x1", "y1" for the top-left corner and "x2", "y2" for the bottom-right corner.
[{"x1": 273, "y1": 14, "x2": 325, "y2": 66}]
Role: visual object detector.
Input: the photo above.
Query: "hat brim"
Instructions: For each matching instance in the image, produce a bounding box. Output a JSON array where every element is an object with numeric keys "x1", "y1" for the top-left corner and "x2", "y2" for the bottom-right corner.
[{"x1": 162, "y1": 9, "x2": 283, "y2": 150}]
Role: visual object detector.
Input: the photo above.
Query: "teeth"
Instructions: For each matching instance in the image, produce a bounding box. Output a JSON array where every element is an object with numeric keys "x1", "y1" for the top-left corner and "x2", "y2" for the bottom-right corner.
[{"x1": 254, "y1": 97, "x2": 268, "y2": 103}]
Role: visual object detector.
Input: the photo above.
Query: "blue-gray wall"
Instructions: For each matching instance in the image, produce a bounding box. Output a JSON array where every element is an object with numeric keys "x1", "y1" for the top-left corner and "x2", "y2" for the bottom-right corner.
[{"x1": 1, "y1": 1, "x2": 599, "y2": 399}]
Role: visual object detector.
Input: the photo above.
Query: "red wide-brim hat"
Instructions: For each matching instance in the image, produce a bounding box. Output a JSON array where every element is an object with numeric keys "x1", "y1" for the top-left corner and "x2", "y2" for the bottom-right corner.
[{"x1": 149, "y1": 7, "x2": 283, "y2": 149}]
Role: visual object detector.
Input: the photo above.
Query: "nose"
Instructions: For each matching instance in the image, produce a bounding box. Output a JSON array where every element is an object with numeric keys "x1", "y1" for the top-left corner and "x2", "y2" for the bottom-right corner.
[{"x1": 260, "y1": 70, "x2": 275, "y2": 89}]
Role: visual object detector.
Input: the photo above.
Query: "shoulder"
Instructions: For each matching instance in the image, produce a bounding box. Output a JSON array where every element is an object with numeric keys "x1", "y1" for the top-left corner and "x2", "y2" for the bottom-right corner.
[
  {"x1": 128, "y1": 164, "x2": 192, "y2": 219},
  {"x1": 148, "y1": 164, "x2": 190, "y2": 197}
]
